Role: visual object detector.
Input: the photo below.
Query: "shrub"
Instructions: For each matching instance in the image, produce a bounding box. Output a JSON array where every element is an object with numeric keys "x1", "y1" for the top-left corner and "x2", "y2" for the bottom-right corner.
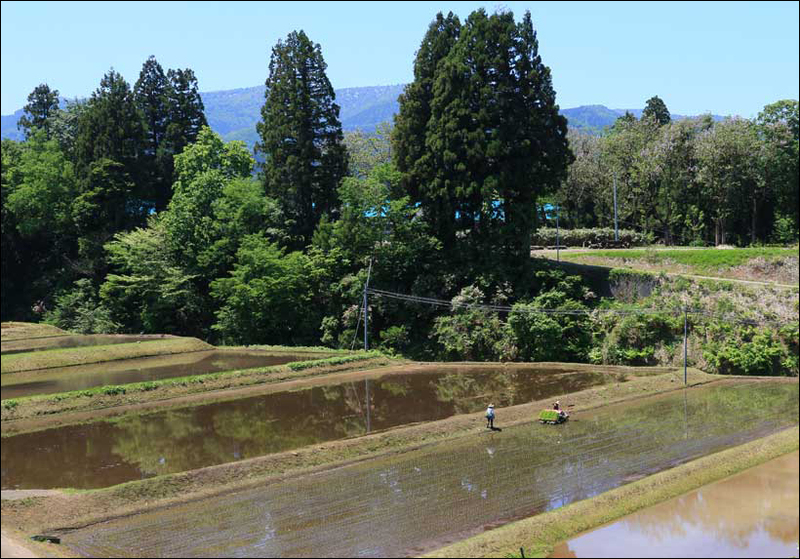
[
  {"x1": 43, "y1": 279, "x2": 120, "y2": 334},
  {"x1": 531, "y1": 228, "x2": 653, "y2": 247}
]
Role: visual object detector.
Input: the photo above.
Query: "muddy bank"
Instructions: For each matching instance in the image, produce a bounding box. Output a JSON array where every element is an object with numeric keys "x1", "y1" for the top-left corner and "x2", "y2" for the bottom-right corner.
[
  {"x1": 2, "y1": 366, "x2": 625, "y2": 489},
  {"x1": 1, "y1": 338, "x2": 212, "y2": 374},
  {"x1": 55, "y1": 382, "x2": 799, "y2": 558},
  {"x1": 549, "y1": 450, "x2": 799, "y2": 558},
  {"x1": 0, "y1": 369, "x2": 737, "y2": 537},
  {"x1": 1, "y1": 350, "x2": 337, "y2": 400}
]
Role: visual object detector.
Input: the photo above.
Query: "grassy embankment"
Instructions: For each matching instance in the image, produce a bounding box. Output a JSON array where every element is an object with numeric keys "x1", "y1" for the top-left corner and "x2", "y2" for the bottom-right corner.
[
  {"x1": 0, "y1": 322, "x2": 69, "y2": 342},
  {"x1": 1, "y1": 338, "x2": 212, "y2": 374},
  {"x1": 1, "y1": 366, "x2": 720, "y2": 538},
  {"x1": 424, "y1": 425, "x2": 799, "y2": 558},
  {"x1": 548, "y1": 246, "x2": 799, "y2": 285}
]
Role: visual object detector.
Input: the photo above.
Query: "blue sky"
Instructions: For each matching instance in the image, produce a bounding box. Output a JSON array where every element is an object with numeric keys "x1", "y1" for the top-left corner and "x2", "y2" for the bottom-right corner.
[{"x1": 2, "y1": 1, "x2": 798, "y2": 117}]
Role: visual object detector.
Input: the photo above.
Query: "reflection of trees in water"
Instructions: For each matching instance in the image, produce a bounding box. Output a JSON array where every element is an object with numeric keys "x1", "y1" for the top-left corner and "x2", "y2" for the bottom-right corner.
[
  {"x1": 623, "y1": 458, "x2": 799, "y2": 547},
  {"x1": 110, "y1": 409, "x2": 204, "y2": 476}
]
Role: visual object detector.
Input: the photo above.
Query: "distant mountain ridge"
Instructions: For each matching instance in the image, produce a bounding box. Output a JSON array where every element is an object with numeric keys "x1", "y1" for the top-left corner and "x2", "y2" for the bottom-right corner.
[{"x1": 1, "y1": 84, "x2": 725, "y2": 147}]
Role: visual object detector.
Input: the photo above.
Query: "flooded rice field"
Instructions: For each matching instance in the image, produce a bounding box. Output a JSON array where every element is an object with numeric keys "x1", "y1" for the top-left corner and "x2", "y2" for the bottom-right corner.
[
  {"x1": 0, "y1": 350, "x2": 331, "y2": 400},
  {"x1": 59, "y1": 381, "x2": 798, "y2": 558},
  {"x1": 1, "y1": 367, "x2": 617, "y2": 488},
  {"x1": 549, "y1": 450, "x2": 799, "y2": 558},
  {"x1": 1, "y1": 334, "x2": 172, "y2": 355}
]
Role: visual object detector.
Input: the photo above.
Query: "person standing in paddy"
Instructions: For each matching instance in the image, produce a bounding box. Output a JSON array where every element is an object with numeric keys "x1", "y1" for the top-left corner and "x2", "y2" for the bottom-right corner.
[{"x1": 485, "y1": 404, "x2": 495, "y2": 429}]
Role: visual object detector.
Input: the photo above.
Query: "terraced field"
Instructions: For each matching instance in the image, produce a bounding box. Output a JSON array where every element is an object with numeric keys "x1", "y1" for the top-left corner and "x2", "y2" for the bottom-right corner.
[{"x1": 1, "y1": 322, "x2": 797, "y2": 558}]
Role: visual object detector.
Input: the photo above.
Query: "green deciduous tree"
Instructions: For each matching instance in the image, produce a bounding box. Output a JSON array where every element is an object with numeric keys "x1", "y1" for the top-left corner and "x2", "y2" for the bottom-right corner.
[
  {"x1": 211, "y1": 235, "x2": 315, "y2": 345},
  {"x1": 43, "y1": 278, "x2": 120, "y2": 334},
  {"x1": 2, "y1": 134, "x2": 79, "y2": 319},
  {"x1": 433, "y1": 286, "x2": 506, "y2": 361},
  {"x1": 757, "y1": 100, "x2": 799, "y2": 241},
  {"x1": 101, "y1": 218, "x2": 202, "y2": 334},
  {"x1": 696, "y1": 118, "x2": 760, "y2": 245},
  {"x1": 508, "y1": 290, "x2": 591, "y2": 362},
  {"x1": 256, "y1": 30, "x2": 348, "y2": 248}
]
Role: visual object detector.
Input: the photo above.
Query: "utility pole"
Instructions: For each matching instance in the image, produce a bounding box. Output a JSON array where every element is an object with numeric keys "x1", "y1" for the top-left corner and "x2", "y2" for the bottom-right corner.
[
  {"x1": 556, "y1": 201, "x2": 560, "y2": 263},
  {"x1": 613, "y1": 172, "x2": 619, "y2": 242},
  {"x1": 683, "y1": 308, "x2": 688, "y2": 385},
  {"x1": 363, "y1": 258, "x2": 373, "y2": 351},
  {"x1": 365, "y1": 378, "x2": 371, "y2": 434}
]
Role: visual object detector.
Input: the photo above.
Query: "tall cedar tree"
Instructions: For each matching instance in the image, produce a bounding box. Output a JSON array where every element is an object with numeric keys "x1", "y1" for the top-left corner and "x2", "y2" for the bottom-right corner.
[
  {"x1": 393, "y1": 12, "x2": 461, "y2": 248},
  {"x1": 74, "y1": 69, "x2": 146, "y2": 188},
  {"x1": 642, "y1": 95, "x2": 671, "y2": 126},
  {"x1": 17, "y1": 84, "x2": 61, "y2": 140},
  {"x1": 134, "y1": 59, "x2": 208, "y2": 211},
  {"x1": 165, "y1": 68, "x2": 207, "y2": 164},
  {"x1": 394, "y1": 10, "x2": 572, "y2": 280},
  {"x1": 134, "y1": 56, "x2": 172, "y2": 210},
  {"x1": 72, "y1": 69, "x2": 148, "y2": 275},
  {"x1": 256, "y1": 30, "x2": 348, "y2": 248}
]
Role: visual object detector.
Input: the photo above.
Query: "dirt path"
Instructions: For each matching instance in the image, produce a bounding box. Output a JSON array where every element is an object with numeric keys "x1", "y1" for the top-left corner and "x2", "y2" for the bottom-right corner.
[
  {"x1": 672, "y1": 272, "x2": 797, "y2": 290},
  {"x1": 533, "y1": 251, "x2": 798, "y2": 290},
  {"x1": 1, "y1": 490, "x2": 63, "y2": 501},
  {"x1": 1, "y1": 528, "x2": 37, "y2": 558}
]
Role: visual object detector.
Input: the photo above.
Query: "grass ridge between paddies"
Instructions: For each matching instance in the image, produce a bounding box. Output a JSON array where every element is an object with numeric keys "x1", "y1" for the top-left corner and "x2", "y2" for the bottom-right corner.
[
  {"x1": 423, "y1": 425, "x2": 800, "y2": 558},
  {"x1": 0, "y1": 322, "x2": 69, "y2": 342},
  {"x1": 1, "y1": 337, "x2": 212, "y2": 374}
]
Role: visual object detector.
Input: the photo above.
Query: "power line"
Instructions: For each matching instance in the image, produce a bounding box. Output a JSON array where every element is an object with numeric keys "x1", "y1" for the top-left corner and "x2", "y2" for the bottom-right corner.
[{"x1": 366, "y1": 288, "x2": 795, "y2": 327}]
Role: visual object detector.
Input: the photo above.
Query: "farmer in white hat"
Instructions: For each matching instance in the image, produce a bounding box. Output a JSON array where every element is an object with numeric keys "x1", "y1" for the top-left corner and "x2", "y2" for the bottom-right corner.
[{"x1": 486, "y1": 404, "x2": 495, "y2": 429}]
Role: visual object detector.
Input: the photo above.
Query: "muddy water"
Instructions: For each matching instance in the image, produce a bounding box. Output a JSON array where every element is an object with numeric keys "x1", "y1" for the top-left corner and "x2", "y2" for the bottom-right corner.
[
  {"x1": 60, "y1": 382, "x2": 798, "y2": 558},
  {"x1": 1, "y1": 334, "x2": 171, "y2": 355},
  {"x1": 0, "y1": 350, "x2": 331, "y2": 400},
  {"x1": 1, "y1": 368, "x2": 614, "y2": 489},
  {"x1": 549, "y1": 450, "x2": 800, "y2": 558}
]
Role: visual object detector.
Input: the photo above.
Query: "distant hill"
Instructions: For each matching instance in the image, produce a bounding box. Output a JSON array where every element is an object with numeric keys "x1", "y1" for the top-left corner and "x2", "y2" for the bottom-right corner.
[{"x1": 2, "y1": 83, "x2": 724, "y2": 148}]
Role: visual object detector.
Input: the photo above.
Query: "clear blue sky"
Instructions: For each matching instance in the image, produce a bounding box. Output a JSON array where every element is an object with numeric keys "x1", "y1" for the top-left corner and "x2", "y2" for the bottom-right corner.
[{"x1": 2, "y1": 1, "x2": 798, "y2": 117}]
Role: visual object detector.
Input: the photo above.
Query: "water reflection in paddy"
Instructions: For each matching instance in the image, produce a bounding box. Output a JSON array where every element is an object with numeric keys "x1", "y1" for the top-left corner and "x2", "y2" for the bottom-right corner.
[
  {"x1": 61, "y1": 382, "x2": 799, "y2": 558},
  {"x1": 549, "y1": 450, "x2": 800, "y2": 558},
  {"x1": 2, "y1": 367, "x2": 618, "y2": 489},
  {"x1": 1, "y1": 350, "x2": 333, "y2": 400}
]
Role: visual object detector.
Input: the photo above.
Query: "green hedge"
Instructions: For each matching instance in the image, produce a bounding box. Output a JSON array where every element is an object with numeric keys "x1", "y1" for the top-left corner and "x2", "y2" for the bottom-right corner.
[{"x1": 532, "y1": 228, "x2": 654, "y2": 247}]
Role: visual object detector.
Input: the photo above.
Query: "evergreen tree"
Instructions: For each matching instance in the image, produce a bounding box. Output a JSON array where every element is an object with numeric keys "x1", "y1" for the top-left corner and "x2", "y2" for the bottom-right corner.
[
  {"x1": 393, "y1": 12, "x2": 461, "y2": 247},
  {"x1": 134, "y1": 56, "x2": 172, "y2": 211},
  {"x1": 395, "y1": 9, "x2": 572, "y2": 281},
  {"x1": 642, "y1": 95, "x2": 671, "y2": 126},
  {"x1": 614, "y1": 111, "x2": 637, "y2": 129},
  {"x1": 17, "y1": 83, "x2": 61, "y2": 140},
  {"x1": 166, "y1": 68, "x2": 207, "y2": 157},
  {"x1": 72, "y1": 69, "x2": 148, "y2": 278},
  {"x1": 74, "y1": 69, "x2": 146, "y2": 190},
  {"x1": 134, "y1": 58, "x2": 208, "y2": 212},
  {"x1": 256, "y1": 30, "x2": 348, "y2": 248}
]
